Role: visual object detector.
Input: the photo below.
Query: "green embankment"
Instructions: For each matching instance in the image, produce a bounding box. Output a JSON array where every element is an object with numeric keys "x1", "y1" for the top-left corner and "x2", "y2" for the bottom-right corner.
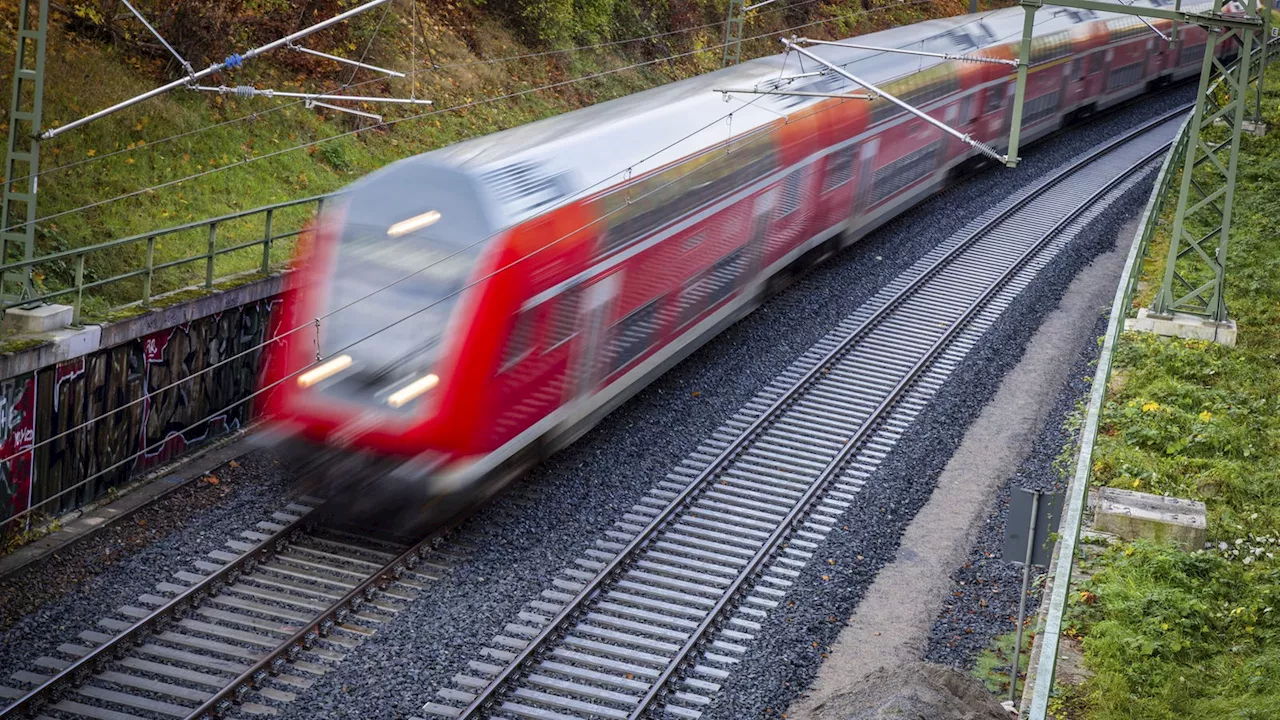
[
  {"x1": 1058, "y1": 73, "x2": 1280, "y2": 719},
  {"x1": 0, "y1": 0, "x2": 999, "y2": 319}
]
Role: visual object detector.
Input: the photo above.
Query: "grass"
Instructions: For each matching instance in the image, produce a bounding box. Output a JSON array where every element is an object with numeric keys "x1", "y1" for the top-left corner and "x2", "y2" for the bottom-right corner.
[
  {"x1": 1065, "y1": 68, "x2": 1280, "y2": 720},
  {"x1": 0, "y1": 336, "x2": 48, "y2": 353},
  {"x1": 972, "y1": 628, "x2": 1035, "y2": 697},
  {"x1": 0, "y1": 0, "x2": 1003, "y2": 315}
]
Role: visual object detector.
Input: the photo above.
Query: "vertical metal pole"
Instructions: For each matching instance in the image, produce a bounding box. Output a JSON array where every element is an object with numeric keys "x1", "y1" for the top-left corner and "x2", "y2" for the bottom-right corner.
[
  {"x1": 205, "y1": 222, "x2": 217, "y2": 288},
  {"x1": 1172, "y1": 0, "x2": 1181, "y2": 47},
  {"x1": 1, "y1": 0, "x2": 48, "y2": 303},
  {"x1": 143, "y1": 236, "x2": 155, "y2": 303},
  {"x1": 1256, "y1": 12, "x2": 1269, "y2": 124},
  {"x1": 1154, "y1": 27, "x2": 1221, "y2": 316},
  {"x1": 971, "y1": 0, "x2": 979, "y2": 14},
  {"x1": 72, "y1": 253, "x2": 84, "y2": 322},
  {"x1": 261, "y1": 208, "x2": 274, "y2": 274},
  {"x1": 1210, "y1": 27, "x2": 1252, "y2": 321},
  {"x1": 723, "y1": 0, "x2": 746, "y2": 68},
  {"x1": 1007, "y1": 3, "x2": 1039, "y2": 167},
  {"x1": 1010, "y1": 491, "x2": 1041, "y2": 704}
]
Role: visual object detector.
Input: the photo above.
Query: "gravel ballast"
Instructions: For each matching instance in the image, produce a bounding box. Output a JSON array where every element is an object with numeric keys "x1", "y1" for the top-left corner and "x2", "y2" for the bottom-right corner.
[
  {"x1": 0, "y1": 452, "x2": 295, "y2": 679},
  {"x1": 696, "y1": 146, "x2": 1163, "y2": 720},
  {"x1": 0, "y1": 87, "x2": 1191, "y2": 718},
  {"x1": 272, "y1": 89, "x2": 1192, "y2": 719}
]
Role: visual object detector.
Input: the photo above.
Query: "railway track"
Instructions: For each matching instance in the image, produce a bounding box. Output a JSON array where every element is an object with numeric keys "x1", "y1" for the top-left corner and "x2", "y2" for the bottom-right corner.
[
  {"x1": 0, "y1": 500, "x2": 464, "y2": 720},
  {"x1": 418, "y1": 107, "x2": 1189, "y2": 720}
]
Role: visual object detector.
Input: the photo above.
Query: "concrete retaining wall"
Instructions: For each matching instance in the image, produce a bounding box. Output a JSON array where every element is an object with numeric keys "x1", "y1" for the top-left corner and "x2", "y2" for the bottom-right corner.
[{"x1": 0, "y1": 275, "x2": 288, "y2": 527}]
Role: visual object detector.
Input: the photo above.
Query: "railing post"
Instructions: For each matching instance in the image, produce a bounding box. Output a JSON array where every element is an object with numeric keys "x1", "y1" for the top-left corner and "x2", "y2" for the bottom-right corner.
[
  {"x1": 143, "y1": 235, "x2": 155, "y2": 304},
  {"x1": 205, "y1": 222, "x2": 217, "y2": 289},
  {"x1": 73, "y1": 253, "x2": 84, "y2": 322},
  {"x1": 261, "y1": 208, "x2": 274, "y2": 275}
]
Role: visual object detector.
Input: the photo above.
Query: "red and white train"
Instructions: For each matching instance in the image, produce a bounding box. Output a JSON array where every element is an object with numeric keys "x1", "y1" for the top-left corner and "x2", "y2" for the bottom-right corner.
[{"x1": 261, "y1": 0, "x2": 1228, "y2": 524}]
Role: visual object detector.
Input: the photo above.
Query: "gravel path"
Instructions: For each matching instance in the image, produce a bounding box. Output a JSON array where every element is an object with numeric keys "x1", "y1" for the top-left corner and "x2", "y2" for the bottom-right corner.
[
  {"x1": 274, "y1": 89, "x2": 1193, "y2": 720},
  {"x1": 922, "y1": 309, "x2": 1110, "y2": 670},
  {"x1": 0, "y1": 451, "x2": 296, "y2": 677}
]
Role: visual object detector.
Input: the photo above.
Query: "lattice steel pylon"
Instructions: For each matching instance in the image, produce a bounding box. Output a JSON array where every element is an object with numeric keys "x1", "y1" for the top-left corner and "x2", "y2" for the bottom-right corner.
[
  {"x1": 1154, "y1": 11, "x2": 1256, "y2": 322},
  {"x1": 723, "y1": 0, "x2": 747, "y2": 67},
  {"x1": 1009, "y1": 0, "x2": 1266, "y2": 328},
  {"x1": 1, "y1": 0, "x2": 47, "y2": 302}
]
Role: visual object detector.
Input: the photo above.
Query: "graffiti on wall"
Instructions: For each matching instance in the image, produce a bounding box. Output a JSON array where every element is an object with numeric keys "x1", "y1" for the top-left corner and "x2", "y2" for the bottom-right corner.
[
  {"x1": 0, "y1": 374, "x2": 36, "y2": 523},
  {"x1": 15, "y1": 297, "x2": 283, "y2": 523}
]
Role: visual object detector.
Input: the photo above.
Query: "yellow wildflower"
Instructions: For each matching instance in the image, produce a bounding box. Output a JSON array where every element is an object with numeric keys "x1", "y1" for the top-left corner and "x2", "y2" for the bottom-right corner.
[
  {"x1": 1142, "y1": 402, "x2": 1161, "y2": 413},
  {"x1": 1199, "y1": 410, "x2": 1213, "y2": 422}
]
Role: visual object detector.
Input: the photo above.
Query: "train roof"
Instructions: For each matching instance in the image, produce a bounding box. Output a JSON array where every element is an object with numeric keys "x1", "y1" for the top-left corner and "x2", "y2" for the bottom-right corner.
[{"x1": 354, "y1": 0, "x2": 1206, "y2": 229}]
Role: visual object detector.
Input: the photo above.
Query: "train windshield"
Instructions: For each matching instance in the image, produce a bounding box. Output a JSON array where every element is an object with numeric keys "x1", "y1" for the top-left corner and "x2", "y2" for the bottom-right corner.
[{"x1": 318, "y1": 163, "x2": 487, "y2": 385}]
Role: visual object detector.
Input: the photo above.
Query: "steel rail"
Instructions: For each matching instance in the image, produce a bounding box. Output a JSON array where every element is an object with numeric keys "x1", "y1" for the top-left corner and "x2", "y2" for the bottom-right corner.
[
  {"x1": 629, "y1": 111, "x2": 1187, "y2": 719},
  {"x1": 185, "y1": 519, "x2": 462, "y2": 719},
  {"x1": 0, "y1": 511, "x2": 316, "y2": 717},
  {"x1": 0, "y1": 507, "x2": 462, "y2": 720},
  {"x1": 456, "y1": 104, "x2": 1191, "y2": 719}
]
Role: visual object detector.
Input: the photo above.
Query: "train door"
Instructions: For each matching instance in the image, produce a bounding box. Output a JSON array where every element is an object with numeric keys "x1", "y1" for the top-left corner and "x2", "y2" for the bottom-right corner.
[
  {"x1": 1056, "y1": 63, "x2": 1071, "y2": 120},
  {"x1": 566, "y1": 271, "x2": 621, "y2": 404},
  {"x1": 853, "y1": 138, "x2": 880, "y2": 216},
  {"x1": 747, "y1": 188, "x2": 776, "y2": 276}
]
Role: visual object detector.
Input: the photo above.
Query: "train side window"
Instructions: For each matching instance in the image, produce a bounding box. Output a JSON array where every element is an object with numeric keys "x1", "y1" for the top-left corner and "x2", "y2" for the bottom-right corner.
[
  {"x1": 500, "y1": 308, "x2": 538, "y2": 371},
  {"x1": 1107, "y1": 62, "x2": 1143, "y2": 90},
  {"x1": 545, "y1": 287, "x2": 580, "y2": 351},
  {"x1": 676, "y1": 271, "x2": 713, "y2": 329},
  {"x1": 983, "y1": 85, "x2": 1004, "y2": 114},
  {"x1": 870, "y1": 139, "x2": 944, "y2": 206},
  {"x1": 598, "y1": 134, "x2": 779, "y2": 256},
  {"x1": 957, "y1": 95, "x2": 975, "y2": 126},
  {"x1": 1090, "y1": 52, "x2": 1104, "y2": 74},
  {"x1": 822, "y1": 146, "x2": 856, "y2": 192},
  {"x1": 777, "y1": 170, "x2": 806, "y2": 217},
  {"x1": 676, "y1": 247, "x2": 749, "y2": 329},
  {"x1": 609, "y1": 299, "x2": 662, "y2": 374},
  {"x1": 1180, "y1": 43, "x2": 1206, "y2": 66}
]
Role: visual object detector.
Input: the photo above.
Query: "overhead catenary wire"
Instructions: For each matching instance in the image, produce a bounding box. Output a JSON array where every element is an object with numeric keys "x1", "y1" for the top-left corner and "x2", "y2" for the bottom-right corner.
[
  {"x1": 0, "y1": 0, "x2": 1027, "y2": 485},
  {"x1": 0, "y1": 88, "x2": 784, "y2": 526},
  {"x1": 13, "y1": 0, "x2": 823, "y2": 187},
  {"x1": 2, "y1": 0, "x2": 1054, "y2": 526},
  {"x1": 0, "y1": 0, "x2": 1031, "y2": 507},
  {"x1": 41, "y1": 0, "x2": 398, "y2": 141},
  {"x1": 424, "y1": 0, "x2": 828, "y2": 72},
  {"x1": 120, "y1": 0, "x2": 194, "y2": 77},
  {"x1": 1, "y1": 0, "x2": 948, "y2": 236}
]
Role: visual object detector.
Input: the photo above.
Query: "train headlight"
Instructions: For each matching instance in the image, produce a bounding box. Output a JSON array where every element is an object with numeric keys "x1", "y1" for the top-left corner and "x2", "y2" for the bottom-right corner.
[
  {"x1": 387, "y1": 373, "x2": 440, "y2": 408},
  {"x1": 297, "y1": 355, "x2": 352, "y2": 388},
  {"x1": 387, "y1": 210, "x2": 441, "y2": 238}
]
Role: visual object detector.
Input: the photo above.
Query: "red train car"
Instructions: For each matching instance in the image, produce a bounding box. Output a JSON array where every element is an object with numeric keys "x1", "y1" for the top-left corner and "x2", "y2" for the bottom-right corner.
[{"x1": 260, "y1": 0, "x2": 1233, "y2": 527}]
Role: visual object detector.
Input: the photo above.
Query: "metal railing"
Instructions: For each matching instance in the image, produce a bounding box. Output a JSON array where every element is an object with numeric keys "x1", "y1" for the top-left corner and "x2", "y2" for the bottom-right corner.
[
  {"x1": 0, "y1": 193, "x2": 337, "y2": 323},
  {"x1": 1023, "y1": 35, "x2": 1276, "y2": 718},
  {"x1": 1021, "y1": 110, "x2": 1190, "y2": 720}
]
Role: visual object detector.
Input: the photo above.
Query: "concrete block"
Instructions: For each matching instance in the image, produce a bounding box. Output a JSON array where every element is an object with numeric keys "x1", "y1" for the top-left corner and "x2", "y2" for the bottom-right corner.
[
  {"x1": 1092, "y1": 487, "x2": 1207, "y2": 552},
  {"x1": 1125, "y1": 308, "x2": 1237, "y2": 347},
  {"x1": 48, "y1": 324, "x2": 102, "y2": 362},
  {"x1": 1242, "y1": 120, "x2": 1268, "y2": 137},
  {"x1": 3, "y1": 303, "x2": 72, "y2": 334}
]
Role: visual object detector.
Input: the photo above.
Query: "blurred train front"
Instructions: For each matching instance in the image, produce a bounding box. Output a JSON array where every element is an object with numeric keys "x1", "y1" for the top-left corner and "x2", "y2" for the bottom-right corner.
[{"x1": 260, "y1": 157, "x2": 504, "y2": 530}]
